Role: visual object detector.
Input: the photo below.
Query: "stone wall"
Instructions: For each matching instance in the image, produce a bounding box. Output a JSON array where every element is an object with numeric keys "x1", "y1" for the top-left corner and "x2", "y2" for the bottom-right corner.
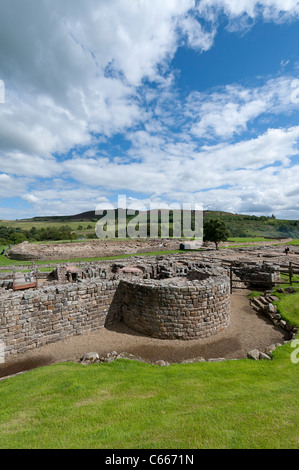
[
  {"x1": 231, "y1": 262, "x2": 281, "y2": 288},
  {"x1": 1, "y1": 253, "x2": 281, "y2": 360},
  {"x1": 0, "y1": 269, "x2": 231, "y2": 359},
  {"x1": 0, "y1": 279, "x2": 120, "y2": 359},
  {"x1": 120, "y1": 276, "x2": 230, "y2": 340}
]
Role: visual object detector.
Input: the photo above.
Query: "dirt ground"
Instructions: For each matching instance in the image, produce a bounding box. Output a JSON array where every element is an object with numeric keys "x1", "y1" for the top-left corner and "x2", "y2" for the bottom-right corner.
[{"x1": 0, "y1": 289, "x2": 288, "y2": 380}]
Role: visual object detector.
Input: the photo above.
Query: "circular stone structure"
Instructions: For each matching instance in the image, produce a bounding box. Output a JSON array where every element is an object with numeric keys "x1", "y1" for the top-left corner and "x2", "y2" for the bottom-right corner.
[{"x1": 120, "y1": 275, "x2": 231, "y2": 340}]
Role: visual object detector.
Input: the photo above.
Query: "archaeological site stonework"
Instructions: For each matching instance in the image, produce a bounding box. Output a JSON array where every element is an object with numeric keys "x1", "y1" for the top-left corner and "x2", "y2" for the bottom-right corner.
[
  {"x1": 6, "y1": 239, "x2": 181, "y2": 261},
  {"x1": 120, "y1": 277, "x2": 230, "y2": 340},
  {"x1": 0, "y1": 246, "x2": 292, "y2": 361}
]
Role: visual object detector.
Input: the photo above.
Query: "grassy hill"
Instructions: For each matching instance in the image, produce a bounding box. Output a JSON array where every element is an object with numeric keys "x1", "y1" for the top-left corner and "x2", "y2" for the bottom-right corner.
[
  {"x1": 203, "y1": 211, "x2": 299, "y2": 239},
  {"x1": 1, "y1": 210, "x2": 299, "y2": 240}
]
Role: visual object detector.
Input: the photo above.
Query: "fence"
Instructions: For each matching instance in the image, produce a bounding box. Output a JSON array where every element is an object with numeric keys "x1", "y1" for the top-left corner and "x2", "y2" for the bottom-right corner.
[{"x1": 279, "y1": 261, "x2": 299, "y2": 286}]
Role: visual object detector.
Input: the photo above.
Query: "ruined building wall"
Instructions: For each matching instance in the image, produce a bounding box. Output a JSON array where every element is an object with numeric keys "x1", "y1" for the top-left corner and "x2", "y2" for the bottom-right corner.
[
  {"x1": 1, "y1": 254, "x2": 279, "y2": 360},
  {"x1": 0, "y1": 280, "x2": 121, "y2": 359},
  {"x1": 0, "y1": 273, "x2": 231, "y2": 359},
  {"x1": 120, "y1": 276, "x2": 230, "y2": 340}
]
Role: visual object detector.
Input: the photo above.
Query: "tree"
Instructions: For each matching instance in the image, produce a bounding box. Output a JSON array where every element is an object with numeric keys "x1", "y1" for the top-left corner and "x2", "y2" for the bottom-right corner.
[
  {"x1": 10, "y1": 232, "x2": 27, "y2": 244},
  {"x1": 203, "y1": 219, "x2": 230, "y2": 250}
]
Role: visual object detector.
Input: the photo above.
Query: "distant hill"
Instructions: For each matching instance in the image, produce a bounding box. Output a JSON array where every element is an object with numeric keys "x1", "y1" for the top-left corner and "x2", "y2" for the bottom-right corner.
[
  {"x1": 14, "y1": 209, "x2": 299, "y2": 239},
  {"x1": 22, "y1": 211, "x2": 99, "y2": 222}
]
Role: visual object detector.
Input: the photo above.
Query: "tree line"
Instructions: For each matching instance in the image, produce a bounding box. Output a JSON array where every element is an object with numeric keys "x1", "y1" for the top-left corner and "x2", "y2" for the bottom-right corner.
[{"x1": 0, "y1": 225, "x2": 78, "y2": 245}]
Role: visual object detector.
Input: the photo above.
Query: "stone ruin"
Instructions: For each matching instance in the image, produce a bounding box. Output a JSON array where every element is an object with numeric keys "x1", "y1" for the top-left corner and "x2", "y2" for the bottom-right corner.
[
  {"x1": 0, "y1": 251, "x2": 286, "y2": 361},
  {"x1": 6, "y1": 238, "x2": 181, "y2": 261},
  {"x1": 45, "y1": 253, "x2": 280, "y2": 288}
]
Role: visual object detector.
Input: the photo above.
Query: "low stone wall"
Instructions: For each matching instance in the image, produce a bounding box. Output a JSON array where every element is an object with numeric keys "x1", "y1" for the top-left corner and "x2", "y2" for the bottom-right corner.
[
  {"x1": 120, "y1": 276, "x2": 230, "y2": 340},
  {"x1": 0, "y1": 279, "x2": 120, "y2": 359},
  {"x1": 231, "y1": 262, "x2": 281, "y2": 288},
  {"x1": 0, "y1": 270, "x2": 231, "y2": 359}
]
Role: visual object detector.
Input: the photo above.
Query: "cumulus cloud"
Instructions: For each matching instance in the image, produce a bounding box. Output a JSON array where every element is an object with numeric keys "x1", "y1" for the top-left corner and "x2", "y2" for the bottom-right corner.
[
  {"x1": 0, "y1": 173, "x2": 28, "y2": 199},
  {"x1": 59, "y1": 126, "x2": 299, "y2": 198},
  {"x1": 21, "y1": 186, "x2": 111, "y2": 217},
  {"x1": 186, "y1": 77, "x2": 299, "y2": 139},
  {"x1": 1, "y1": 1, "x2": 299, "y2": 218},
  {"x1": 0, "y1": 0, "x2": 213, "y2": 175},
  {"x1": 198, "y1": 0, "x2": 299, "y2": 23}
]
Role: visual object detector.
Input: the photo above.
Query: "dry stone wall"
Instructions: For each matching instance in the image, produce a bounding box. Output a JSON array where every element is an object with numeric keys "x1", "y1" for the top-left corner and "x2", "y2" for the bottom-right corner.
[
  {"x1": 0, "y1": 279, "x2": 121, "y2": 359},
  {"x1": 120, "y1": 276, "x2": 230, "y2": 340}
]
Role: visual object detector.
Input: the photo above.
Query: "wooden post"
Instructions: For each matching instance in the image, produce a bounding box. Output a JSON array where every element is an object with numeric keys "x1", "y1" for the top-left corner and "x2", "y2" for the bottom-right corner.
[
  {"x1": 230, "y1": 266, "x2": 233, "y2": 294},
  {"x1": 32, "y1": 261, "x2": 38, "y2": 288},
  {"x1": 12, "y1": 265, "x2": 16, "y2": 291}
]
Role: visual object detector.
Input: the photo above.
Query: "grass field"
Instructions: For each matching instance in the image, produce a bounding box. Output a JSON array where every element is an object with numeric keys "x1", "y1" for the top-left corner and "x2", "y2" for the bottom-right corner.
[
  {"x1": 0, "y1": 350, "x2": 298, "y2": 449},
  {"x1": 0, "y1": 219, "x2": 96, "y2": 233},
  {"x1": 0, "y1": 278, "x2": 298, "y2": 449},
  {"x1": 286, "y1": 239, "x2": 299, "y2": 246},
  {"x1": 227, "y1": 237, "x2": 275, "y2": 243}
]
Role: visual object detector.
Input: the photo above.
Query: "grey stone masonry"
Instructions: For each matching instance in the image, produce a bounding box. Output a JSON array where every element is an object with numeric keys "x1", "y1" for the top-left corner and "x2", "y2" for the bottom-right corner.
[
  {"x1": 1, "y1": 252, "x2": 282, "y2": 360},
  {"x1": 120, "y1": 276, "x2": 230, "y2": 340},
  {"x1": 0, "y1": 279, "x2": 121, "y2": 359}
]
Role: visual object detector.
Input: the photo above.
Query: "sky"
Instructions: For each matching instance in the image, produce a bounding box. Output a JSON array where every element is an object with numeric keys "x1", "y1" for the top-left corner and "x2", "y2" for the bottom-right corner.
[{"x1": 0, "y1": 0, "x2": 299, "y2": 220}]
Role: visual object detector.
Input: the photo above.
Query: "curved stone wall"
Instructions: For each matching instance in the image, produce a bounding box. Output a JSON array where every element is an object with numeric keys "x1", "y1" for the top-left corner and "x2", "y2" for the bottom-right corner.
[{"x1": 120, "y1": 276, "x2": 230, "y2": 340}]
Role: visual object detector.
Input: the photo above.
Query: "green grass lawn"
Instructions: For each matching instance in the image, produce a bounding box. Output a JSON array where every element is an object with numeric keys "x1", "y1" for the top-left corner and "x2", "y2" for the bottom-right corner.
[
  {"x1": 0, "y1": 220, "x2": 96, "y2": 232},
  {"x1": 227, "y1": 237, "x2": 274, "y2": 243},
  {"x1": 286, "y1": 239, "x2": 299, "y2": 246},
  {"x1": 0, "y1": 349, "x2": 298, "y2": 449},
  {"x1": 272, "y1": 274, "x2": 299, "y2": 327}
]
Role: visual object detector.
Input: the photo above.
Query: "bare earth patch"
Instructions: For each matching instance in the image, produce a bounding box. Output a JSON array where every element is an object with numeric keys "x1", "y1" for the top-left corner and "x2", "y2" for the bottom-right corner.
[{"x1": 0, "y1": 289, "x2": 287, "y2": 379}]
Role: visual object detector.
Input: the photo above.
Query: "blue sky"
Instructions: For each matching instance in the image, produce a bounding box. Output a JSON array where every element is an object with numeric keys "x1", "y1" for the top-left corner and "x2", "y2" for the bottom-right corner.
[{"x1": 0, "y1": 0, "x2": 299, "y2": 220}]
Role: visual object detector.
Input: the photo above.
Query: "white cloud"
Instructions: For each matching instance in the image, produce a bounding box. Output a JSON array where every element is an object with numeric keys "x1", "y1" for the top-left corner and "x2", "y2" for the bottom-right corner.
[
  {"x1": 21, "y1": 186, "x2": 110, "y2": 217},
  {"x1": 0, "y1": 152, "x2": 61, "y2": 178},
  {"x1": 61, "y1": 125, "x2": 299, "y2": 194},
  {"x1": 179, "y1": 14, "x2": 216, "y2": 50},
  {"x1": 0, "y1": 0, "x2": 215, "y2": 178},
  {"x1": 198, "y1": 0, "x2": 299, "y2": 22},
  {"x1": 186, "y1": 77, "x2": 299, "y2": 139},
  {"x1": 0, "y1": 173, "x2": 28, "y2": 199},
  {"x1": 193, "y1": 164, "x2": 299, "y2": 218}
]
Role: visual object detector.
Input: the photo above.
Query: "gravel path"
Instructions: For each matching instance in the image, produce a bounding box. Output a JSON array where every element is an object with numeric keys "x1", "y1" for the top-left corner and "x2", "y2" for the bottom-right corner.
[{"x1": 0, "y1": 289, "x2": 288, "y2": 379}]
